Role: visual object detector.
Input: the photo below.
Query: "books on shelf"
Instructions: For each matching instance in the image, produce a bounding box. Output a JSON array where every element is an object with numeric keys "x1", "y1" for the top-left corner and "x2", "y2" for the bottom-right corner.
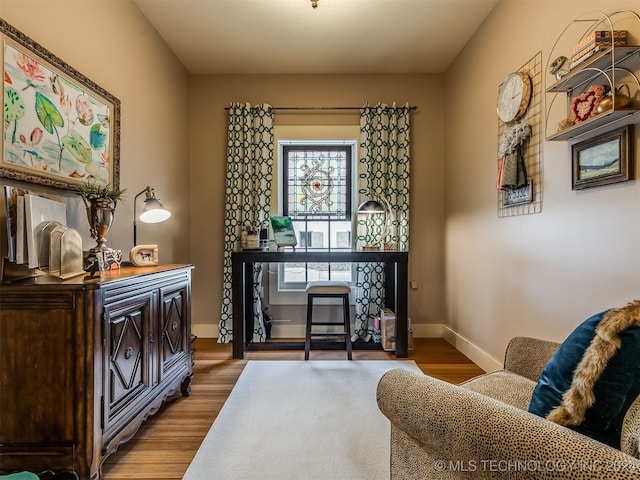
[
  {"x1": 16, "y1": 195, "x2": 26, "y2": 264},
  {"x1": 569, "y1": 30, "x2": 628, "y2": 69}
]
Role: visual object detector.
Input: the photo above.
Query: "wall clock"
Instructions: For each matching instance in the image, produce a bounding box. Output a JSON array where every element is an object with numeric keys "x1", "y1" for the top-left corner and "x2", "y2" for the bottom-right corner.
[{"x1": 497, "y1": 71, "x2": 532, "y2": 123}]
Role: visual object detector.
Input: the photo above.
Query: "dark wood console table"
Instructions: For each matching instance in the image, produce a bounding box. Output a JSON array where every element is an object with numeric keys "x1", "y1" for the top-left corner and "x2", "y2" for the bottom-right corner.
[
  {"x1": 0, "y1": 264, "x2": 193, "y2": 479},
  {"x1": 231, "y1": 250, "x2": 408, "y2": 359}
]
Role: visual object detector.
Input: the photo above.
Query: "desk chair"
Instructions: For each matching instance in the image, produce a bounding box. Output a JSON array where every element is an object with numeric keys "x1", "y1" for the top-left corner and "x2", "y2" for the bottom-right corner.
[{"x1": 305, "y1": 280, "x2": 352, "y2": 360}]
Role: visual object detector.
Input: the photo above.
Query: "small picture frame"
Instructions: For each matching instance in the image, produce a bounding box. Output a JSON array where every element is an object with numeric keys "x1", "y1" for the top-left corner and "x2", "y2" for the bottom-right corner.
[
  {"x1": 129, "y1": 244, "x2": 159, "y2": 266},
  {"x1": 270, "y1": 216, "x2": 297, "y2": 250},
  {"x1": 571, "y1": 125, "x2": 633, "y2": 190}
]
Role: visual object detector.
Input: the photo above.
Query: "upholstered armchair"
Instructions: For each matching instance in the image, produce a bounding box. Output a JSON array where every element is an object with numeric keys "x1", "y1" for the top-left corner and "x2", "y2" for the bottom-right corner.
[{"x1": 377, "y1": 335, "x2": 640, "y2": 479}]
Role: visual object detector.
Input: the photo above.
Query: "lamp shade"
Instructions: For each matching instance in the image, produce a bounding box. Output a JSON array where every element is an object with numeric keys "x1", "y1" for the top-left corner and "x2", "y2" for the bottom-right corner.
[
  {"x1": 357, "y1": 199, "x2": 385, "y2": 214},
  {"x1": 140, "y1": 196, "x2": 171, "y2": 223}
]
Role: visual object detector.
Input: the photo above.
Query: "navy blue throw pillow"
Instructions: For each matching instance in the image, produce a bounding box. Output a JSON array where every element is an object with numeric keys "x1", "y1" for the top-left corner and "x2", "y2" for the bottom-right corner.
[{"x1": 528, "y1": 308, "x2": 640, "y2": 448}]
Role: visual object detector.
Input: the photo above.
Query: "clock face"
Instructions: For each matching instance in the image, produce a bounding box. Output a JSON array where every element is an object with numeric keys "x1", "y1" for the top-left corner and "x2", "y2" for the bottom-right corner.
[{"x1": 497, "y1": 72, "x2": 532, "y2": 123}]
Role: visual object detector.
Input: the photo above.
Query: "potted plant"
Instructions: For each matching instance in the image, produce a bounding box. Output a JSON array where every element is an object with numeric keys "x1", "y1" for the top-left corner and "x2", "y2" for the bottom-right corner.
[{"x1": 74, "y1": 179, "x2": 126, "y2": 252}]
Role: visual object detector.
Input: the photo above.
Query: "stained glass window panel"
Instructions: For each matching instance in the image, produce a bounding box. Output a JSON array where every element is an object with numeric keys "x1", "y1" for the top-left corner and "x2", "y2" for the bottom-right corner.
[
  {"x1": 278, "y1": 142, "x2": 355, "y2": 289},
  {"x1": 284, "y1": 146, "x2": 350, "y2": 219}
]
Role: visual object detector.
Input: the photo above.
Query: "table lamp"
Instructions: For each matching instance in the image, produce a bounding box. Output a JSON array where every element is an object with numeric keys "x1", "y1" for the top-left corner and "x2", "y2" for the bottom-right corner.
[
  {"x1": 357, "y1": 196, "x2": 391, "y2": 250},
  {"x1": 133, "y1": 186, "x2": 171, "y2": 246}
]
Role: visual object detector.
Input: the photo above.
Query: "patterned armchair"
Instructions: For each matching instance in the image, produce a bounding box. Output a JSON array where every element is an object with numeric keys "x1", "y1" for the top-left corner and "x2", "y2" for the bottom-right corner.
[{"x1": 377, "y1": 337, "x2": 640, "y2": 479}]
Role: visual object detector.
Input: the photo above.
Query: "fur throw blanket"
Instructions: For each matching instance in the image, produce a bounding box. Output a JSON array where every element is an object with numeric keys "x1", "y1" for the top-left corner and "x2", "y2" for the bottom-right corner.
[{"x1": 548, "y1": 300, "x2": 640, "y2": 426}]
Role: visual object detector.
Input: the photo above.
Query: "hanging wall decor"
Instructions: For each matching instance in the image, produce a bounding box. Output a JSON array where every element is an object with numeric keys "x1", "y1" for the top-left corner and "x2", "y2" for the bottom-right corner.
[
  {"x1": 571, "y1": 124, "x2": 633, "y2": 190},
  {"x1": 0, "y1": 19, "x2": 120, "y2": 191},
  {"x1": 497, "y1": 52, "x2": 543, "y2": 217}
]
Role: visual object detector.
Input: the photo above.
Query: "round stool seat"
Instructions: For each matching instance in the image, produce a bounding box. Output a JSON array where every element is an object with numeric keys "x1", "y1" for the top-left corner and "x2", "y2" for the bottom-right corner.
[{"x1": 305, "y1": 280, "x2": 351, "y2": 294}]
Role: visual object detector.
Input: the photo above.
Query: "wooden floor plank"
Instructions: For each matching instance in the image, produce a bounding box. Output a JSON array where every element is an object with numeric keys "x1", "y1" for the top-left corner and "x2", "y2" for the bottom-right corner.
[{"x1": 100, "y1": 338, "x2": 485, "y2": 479}]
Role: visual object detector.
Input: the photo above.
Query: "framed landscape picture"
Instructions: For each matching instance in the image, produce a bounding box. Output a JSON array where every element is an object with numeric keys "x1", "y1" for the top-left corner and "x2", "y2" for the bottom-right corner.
[
  {"x1": 1, "y1": 19, "x2": 120, "y2": 191},
  {"x1": 571, "y1": 125, "x2": 633, "y2": 190}
]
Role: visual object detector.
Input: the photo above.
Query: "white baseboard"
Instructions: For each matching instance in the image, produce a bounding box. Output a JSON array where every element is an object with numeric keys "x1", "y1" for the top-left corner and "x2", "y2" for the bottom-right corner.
[
  {"x1": 440, "y1": 325, "x2": 503, "y2": 373},
  {"x1": 191, "y1": 321, "x2": 503, "y2": 373}
]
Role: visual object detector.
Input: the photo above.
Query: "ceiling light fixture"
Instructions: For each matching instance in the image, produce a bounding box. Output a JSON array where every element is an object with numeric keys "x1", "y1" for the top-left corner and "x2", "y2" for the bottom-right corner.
[{"x1": 311, "y1": 0, "x2": 318, "y2": 8}]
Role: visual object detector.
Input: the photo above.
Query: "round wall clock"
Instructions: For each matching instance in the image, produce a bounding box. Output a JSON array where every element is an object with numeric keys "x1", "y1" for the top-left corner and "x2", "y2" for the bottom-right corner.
[{"x1": 497, "y1": 71, "x2": 532, "y2": 123}]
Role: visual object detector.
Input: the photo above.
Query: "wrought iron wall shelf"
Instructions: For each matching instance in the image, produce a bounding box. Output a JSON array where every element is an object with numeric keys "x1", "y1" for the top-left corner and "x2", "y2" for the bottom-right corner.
[
  {"x1": 547, "y1": 107, "x2": 640, "y2": 141},
  {"x1": 545, "y1": 10, "x2": 640, "y2": 142},
  {"x1": 547, "y1": 46, "x2": 640, "y2": 93}
]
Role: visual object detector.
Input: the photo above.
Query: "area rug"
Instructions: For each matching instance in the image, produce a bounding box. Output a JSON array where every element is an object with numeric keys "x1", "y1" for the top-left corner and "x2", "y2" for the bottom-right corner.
[{"x1": 183, "y1": 360, "x2": 421, "y2": 480}]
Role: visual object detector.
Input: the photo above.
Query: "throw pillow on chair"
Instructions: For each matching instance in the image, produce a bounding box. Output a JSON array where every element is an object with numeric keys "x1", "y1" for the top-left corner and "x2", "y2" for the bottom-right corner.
[{"x1": 528, "y1": 301, "x2": 640, "y2": 448}]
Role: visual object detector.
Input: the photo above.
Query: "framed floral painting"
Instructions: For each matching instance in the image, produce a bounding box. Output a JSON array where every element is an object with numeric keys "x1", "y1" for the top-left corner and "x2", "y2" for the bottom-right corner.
[{"x1": 1, "y1": 19, "x2": 120, "y2": 191}]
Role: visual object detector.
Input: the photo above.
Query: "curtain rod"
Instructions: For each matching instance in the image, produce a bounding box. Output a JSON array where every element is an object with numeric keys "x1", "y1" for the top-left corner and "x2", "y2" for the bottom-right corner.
[{"x1": 224, "y1": 105, "x2": 417, "y2": 111}]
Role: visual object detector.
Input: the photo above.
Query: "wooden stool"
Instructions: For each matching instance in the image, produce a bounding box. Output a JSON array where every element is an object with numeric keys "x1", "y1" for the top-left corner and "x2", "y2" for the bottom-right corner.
[{"x1": 305, "y1": 280, "x2": 352, "y2": 360}]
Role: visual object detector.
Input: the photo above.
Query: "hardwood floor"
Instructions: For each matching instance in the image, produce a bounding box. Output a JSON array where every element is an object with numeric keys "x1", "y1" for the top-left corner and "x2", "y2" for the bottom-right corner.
[{"x1": 100, "y1": 338, "x2": 484, "y2": 480}]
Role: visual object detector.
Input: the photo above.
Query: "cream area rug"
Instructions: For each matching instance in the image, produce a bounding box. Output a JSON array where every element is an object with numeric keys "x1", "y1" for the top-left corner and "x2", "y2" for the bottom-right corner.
[{"x1": 183, "y1": 360, "x2": 421, "y2": 480}]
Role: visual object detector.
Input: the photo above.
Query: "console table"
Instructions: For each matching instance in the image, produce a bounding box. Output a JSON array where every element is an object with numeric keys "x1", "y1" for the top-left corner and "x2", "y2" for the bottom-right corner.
[
  {"x1": 0, "y1": 264, "x2": 193, "y2": 479},
  {"x1": 231, "y1": 250, "x2": 408, "y2": 359}
]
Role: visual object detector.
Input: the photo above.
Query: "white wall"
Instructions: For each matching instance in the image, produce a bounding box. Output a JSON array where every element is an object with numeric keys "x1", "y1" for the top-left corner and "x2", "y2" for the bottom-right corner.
[{"x1": 443, "y1": 0, "x2": 640, "y2": 371}]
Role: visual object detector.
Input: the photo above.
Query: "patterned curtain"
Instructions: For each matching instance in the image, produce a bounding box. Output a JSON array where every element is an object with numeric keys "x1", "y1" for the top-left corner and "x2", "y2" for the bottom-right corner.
[
  {"x1": 353, "y1": 103, "x2": 411, "y2": 341},
  {"x1": 219, "y1": 103, "x2": 274, "y2": 343}
]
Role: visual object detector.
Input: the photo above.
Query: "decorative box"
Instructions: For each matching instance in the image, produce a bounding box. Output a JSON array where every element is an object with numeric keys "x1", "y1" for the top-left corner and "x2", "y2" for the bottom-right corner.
[
  {"x1": 84, "y1": 248, "x2": 122, "y2": 277},
  {"x1": 383, "y1": 241, "x2": 398, "y2": 251},
  {"x1": 381, "y1": 308, "x2": 396, "y2": 351},
  {"x1": 98, "y1": 249, "x2": 123, "y2": 272},
  {"x1": 240, "y1": 230, "x2": 259, "y2": 249},
  {"x1": 571, "y1": 30, "x2": 627, "y2": 62}
]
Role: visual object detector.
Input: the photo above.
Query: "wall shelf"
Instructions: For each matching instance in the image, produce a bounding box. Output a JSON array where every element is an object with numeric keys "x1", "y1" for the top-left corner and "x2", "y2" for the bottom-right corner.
[
  {"x1": 546, "y1": 46, "x2": 640, "y2": 92},
  {"x1": 547, "y1": 108, "x2": 640, "y2": 141},
  {"x1": 545, "y1": 10, "x2": 640, "y2": 142}
]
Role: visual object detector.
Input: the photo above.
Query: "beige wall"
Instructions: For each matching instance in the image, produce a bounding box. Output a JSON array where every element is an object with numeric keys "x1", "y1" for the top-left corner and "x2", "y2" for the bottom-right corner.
[
  {"x1": 189, "y1": 74, "x2": 446, "y2": 336},
  {"x1": 1, "y1": 0, "x2": 191, "y2": 264},
  {"x1": 3, "y1": 0, "x2": 640, "y2": 371},
  {"x1": 444, "y1": 0, "x2": 640, "y2": 370}
]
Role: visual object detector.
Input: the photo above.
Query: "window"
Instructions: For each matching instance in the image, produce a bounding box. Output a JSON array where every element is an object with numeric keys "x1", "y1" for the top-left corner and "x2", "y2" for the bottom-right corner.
[{"x1": 278, "y1": 140, "x2": 357, "y2": 291}]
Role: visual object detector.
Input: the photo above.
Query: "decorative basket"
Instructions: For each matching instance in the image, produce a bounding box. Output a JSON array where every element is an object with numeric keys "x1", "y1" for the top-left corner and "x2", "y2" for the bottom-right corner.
[{"x1": 241, "y1": 231, "x2": 259, "y2": 249}]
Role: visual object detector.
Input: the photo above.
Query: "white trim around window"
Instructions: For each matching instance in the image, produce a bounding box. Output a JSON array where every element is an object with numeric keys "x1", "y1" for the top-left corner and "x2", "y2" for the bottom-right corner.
[{"x1": 269, "y1": 125, "x2": 360, "y2": 305}]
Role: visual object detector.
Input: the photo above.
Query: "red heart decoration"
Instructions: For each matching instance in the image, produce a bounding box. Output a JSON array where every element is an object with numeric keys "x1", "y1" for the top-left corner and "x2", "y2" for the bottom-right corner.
[{"x1": 570, "y1": 85, "x2": 606, "y2": 123}]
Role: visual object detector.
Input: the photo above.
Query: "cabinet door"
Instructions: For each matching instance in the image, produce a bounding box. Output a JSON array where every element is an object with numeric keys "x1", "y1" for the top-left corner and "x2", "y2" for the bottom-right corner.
[
  {"x1": 103, "y1": 291, "x2": 155, "y2": 432},
  {"x1": 159, "y1": 282, "x2": 190, "y2": 381},
  {"x1": 0, "y1": 290, "x2": 79, "y2": 472}
]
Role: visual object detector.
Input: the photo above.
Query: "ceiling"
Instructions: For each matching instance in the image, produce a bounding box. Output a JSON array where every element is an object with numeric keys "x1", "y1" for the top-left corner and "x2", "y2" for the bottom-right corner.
[{"x1": 133, "y1": 0, "x2": 500, "y2": 75}]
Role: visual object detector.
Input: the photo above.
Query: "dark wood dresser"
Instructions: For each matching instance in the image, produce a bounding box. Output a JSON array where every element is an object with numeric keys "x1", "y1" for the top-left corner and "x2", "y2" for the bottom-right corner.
[{"x1": 0, "y1": 264, "x2": 193, "y2": 479}]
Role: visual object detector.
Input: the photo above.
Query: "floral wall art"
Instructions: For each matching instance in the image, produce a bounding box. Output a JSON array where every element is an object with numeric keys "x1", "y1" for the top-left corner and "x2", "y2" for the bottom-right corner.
[{"x1": 1, "y1": 19, "x2": 120, "y2": 191}]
